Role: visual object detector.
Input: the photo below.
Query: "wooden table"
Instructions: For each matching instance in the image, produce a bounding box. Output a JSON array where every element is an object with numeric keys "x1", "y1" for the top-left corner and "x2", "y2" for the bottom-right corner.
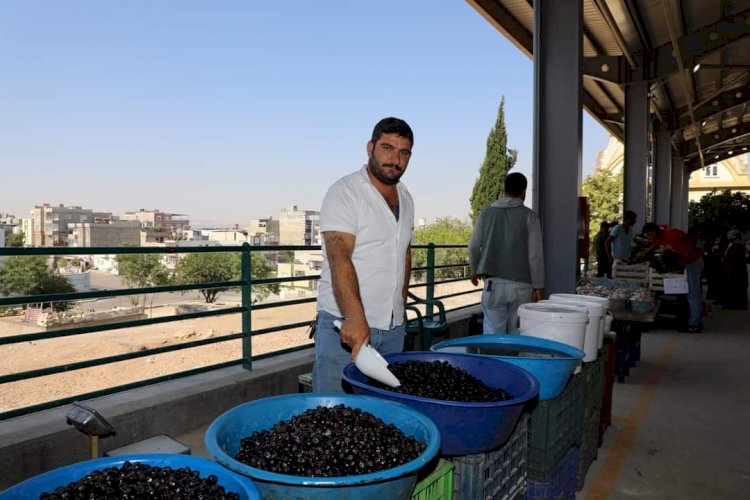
[{"x1": 610, "y1": 301, "x2": 660, "y2": 383}]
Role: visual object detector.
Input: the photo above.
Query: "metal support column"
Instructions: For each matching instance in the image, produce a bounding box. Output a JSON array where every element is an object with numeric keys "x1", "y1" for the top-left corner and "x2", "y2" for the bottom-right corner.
[
  {"x1": 653, "y1": 120, "x2": 672, "y2": 225},
  {"x1": 669, "y1": 157, "x2": 685, "y2": 229},
  {"x1": 624, "y1": 81, "x2": 649, "y2": 223},
  {"x1": 532, "y1": 0, "x2": 583, "y2": 296},
  {"x1": 680, "y1": 165, "x2": 691, "y2": 230}
]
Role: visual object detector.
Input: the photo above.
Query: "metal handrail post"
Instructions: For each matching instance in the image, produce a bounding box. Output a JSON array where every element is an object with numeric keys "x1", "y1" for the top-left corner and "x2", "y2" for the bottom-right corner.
[
  {"x1": 241, "y1": 243, "x2": 252, "y2": 370},
  {"x1": 426, "y1": 243, "x2": 435, "y2": 317}
]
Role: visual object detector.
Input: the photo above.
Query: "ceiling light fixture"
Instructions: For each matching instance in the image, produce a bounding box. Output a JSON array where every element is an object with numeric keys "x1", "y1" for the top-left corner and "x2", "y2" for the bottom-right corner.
[
  {"x1": 701, "y1": 121, "x2": 707, "y2": 127},
  {"x1": 692, "y1": 63, "x2": 701, "y2": 73},
  {"x1": 728, "y1": 151, "x2": 733, "y2": 155}
]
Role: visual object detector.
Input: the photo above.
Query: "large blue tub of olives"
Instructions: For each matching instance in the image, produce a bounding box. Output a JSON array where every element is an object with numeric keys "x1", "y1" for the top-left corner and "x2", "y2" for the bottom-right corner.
[
  {"x1": 343, "y1": 351, "x2": 539, "y2": 456},
  {"x1": 0, "y1": 454, "x2": 261, "y2": 499},
  {"x1": 205, "y1": 393, "x2": 441, "y2": 500},
  {"x1": 432, "y1": 334, "x2": 585, "y2": 401}
]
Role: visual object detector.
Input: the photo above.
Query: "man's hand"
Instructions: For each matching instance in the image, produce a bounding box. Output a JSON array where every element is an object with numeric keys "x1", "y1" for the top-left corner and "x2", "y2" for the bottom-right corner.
[
  {"x1": 532, "y1": 288, "x2": 543, "y2": 302},
  {"x1": 470, "y1": 273, "x2": 480, "y2": 287},
  {"x1": 339, "y1": 318, "x2": 370, "y2": 360}
]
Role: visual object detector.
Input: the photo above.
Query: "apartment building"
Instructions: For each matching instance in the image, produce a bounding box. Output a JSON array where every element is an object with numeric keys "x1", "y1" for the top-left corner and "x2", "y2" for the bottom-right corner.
[
  {"x1": 688, "y1": 154, "x2": 750, "y2": 202},
  {"x1": 277, "y1": 205, "x2": 320, "y2": 246},
  {"x1": 248, "y1": 217, "x2": 280, "y2": 246},
  {"x1": 29, "y1": 204, "x2": 112, "y2": 247},
  {"x1": 121, "y1": 209, "x2": 190, "y2": 234},
  {"x1": 277, "y1": 249, "x2": 323, "y2": 297},
  {"x1": 202, "y1": 228, "x2": 249, "y2": 244},
  {"x1": 67, "y1": 221, "x2": 142, "y2": 247}
]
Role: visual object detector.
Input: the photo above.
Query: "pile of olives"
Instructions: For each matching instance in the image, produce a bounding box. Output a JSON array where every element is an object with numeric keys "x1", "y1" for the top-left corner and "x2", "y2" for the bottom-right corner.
[
  {"x1": 235, "y1": 405, "x2": 425, "y2": 477},
  {"x1": 40, "y1": 461, "x2": 239, "y2": 499},
  {"x1": 370, "y1": 360, "x2": 512, "y2": 402}
]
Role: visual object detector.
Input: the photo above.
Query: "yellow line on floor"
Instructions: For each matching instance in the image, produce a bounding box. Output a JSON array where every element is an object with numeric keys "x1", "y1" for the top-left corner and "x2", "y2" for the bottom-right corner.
[{"x1": 584, "y1": 334, "x2": 681, "y2": 500}]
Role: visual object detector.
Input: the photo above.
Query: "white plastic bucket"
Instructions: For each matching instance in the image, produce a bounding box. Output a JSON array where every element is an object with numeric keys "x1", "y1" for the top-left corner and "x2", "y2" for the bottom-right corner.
[
  {"x1": 547, "y1": 297, "x2": 604, "y2": 361},
  {"x1": 551, "y1": 293, "x2": 611, "y2": 349},
  {"x1": 518, "y1": 303, "x2": 588, "y2": 353}
]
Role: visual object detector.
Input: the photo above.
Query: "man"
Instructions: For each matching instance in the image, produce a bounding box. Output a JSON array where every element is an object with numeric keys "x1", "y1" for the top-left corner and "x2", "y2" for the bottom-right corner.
[
  {"x1": 593, "y1": 221, "x2": 611, "y2": 278},
  {"x1": 639, "y1": 224, "x2": 704, "y2": 332},
  {"x1": 468, "y1": 173, "x2": 544, "y2": 334},
  {"x1": 722, "y1": 229, "x2": 748, "y2": 310},
  {"x1": 606, "y1": 210, "x2": 637, "y2": 263},
  {"x1": 312, "y1": 117, "x2": 415, "y2": 392}
]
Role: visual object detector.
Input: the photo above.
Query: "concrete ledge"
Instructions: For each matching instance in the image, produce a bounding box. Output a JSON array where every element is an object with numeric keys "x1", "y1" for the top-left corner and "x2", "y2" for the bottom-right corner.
[{"x1": 0, "y1": 349, "x2": 314, "y2": 489}]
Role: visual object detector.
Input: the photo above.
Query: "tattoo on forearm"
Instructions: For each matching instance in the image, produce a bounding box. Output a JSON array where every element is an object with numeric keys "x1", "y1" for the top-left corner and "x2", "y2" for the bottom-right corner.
[{"x1": 325, "y1": 234, "x2": 344, "y2": 245}]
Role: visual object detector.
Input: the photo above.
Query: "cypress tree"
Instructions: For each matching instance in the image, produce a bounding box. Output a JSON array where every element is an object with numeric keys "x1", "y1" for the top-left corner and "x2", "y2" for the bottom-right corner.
[{"x1": 469, "y1": 97, "x2": 518, "y2": 224}]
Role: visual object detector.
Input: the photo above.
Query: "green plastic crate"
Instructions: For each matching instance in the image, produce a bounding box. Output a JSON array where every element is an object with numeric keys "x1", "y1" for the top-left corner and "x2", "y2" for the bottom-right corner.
[{"x1": 412, "y1": 459, "x2": 454, "y2": 500}]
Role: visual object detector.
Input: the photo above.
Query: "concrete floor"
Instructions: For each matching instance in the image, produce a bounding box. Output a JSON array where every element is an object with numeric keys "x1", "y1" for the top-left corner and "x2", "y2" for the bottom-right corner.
[
  {"x1": 578, "y1": 304, "x2": 750, "y2": 499},
  {"x1": 175, "y1": 304, "x2": 750, "y2": 500}
]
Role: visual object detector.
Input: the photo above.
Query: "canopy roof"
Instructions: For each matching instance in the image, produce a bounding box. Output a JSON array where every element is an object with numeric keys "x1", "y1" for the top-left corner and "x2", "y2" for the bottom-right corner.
[{"x1": 470, "y1": 0, "x2": 750, "y2": 171}]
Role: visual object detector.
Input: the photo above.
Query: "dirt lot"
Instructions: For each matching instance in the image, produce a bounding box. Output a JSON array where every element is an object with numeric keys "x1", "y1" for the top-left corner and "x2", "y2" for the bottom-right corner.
[{"x1": 0, "y1": 279, "x2": 479, "y2": 413}]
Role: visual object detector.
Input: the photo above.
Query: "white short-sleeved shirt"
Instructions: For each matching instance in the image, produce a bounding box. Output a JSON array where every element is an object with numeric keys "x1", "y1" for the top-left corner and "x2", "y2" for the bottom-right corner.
[{"x1": 317, "y1": 166, "x2": 414, "y2": 329}]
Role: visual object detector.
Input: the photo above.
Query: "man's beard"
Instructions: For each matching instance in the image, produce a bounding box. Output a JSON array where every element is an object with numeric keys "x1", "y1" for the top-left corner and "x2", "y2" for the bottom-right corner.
[{"x1": 368, "y1": 157, "x2": 403, "y2": 185}]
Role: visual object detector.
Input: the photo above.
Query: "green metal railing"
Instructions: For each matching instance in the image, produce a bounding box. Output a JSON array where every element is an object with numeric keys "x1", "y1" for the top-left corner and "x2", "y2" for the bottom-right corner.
[{"x1": 0, "y1": 243, "x2": 479, "y2": 419}]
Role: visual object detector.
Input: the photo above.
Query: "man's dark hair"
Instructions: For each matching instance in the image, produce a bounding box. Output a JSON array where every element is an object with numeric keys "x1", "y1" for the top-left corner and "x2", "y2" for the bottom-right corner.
[
  {"x1": 623, "y1": 210, "x2": 637, "y2": 222},
  {"x1": 504, "y1": 172, "x2": 528, "y2": 195},
  {"x1": 371, "y1": 117, "x2": 414, "y2": 145},
  {"x1": 641, "y1": 222, "x2": 660, "y2": 234},
  {"x1": 600, "y1": 221, "x2": 610, "y2": 230}
]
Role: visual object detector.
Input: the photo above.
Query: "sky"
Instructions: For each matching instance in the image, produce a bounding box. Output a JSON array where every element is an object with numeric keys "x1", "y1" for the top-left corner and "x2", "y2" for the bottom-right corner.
[{"x1": 0, "y1": 1, "x2": 611, "y2": 228}]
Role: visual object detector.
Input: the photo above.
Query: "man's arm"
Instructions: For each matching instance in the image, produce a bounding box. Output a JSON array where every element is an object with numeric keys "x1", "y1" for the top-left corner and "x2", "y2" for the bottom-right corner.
[
  {"x1": 605, "y1": 233, "x2": 615, "y2": 263},
  {"x1": 402, "y1": 245, "x2": 411, "y2": 308},
  {"x1": 468, "y1": 212, "x2": 484, "y2": 286},
  {"x1": 528, "y1": 211, "x2": 544, "y2": 302},
  {"x1": 323, "y1": 230, "x2": 369, "y2": 359}
]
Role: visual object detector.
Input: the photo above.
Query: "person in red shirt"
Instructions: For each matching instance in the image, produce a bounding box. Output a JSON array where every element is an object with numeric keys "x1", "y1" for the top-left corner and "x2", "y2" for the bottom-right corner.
[{"x1": 639, "y1": 224, "x2": 705, "y2": 332}]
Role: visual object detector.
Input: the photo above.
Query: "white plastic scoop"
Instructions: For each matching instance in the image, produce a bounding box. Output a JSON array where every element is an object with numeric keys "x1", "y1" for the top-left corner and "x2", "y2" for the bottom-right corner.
[{"x1": 334, "y1": 320, "x2": 401, "y2": 388}]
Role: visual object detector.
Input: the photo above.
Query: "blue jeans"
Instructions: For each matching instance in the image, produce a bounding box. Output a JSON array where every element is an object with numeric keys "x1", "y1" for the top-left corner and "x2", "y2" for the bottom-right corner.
[
  {"x1": 312, "y1": 310, "x2": 406, "y2": 393},
  {"x1": 686, "y1": 257, "x2": 704, "y2": 328}
]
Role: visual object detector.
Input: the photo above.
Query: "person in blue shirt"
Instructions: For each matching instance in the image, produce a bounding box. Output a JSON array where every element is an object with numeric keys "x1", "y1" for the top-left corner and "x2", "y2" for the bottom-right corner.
[{"x1": 606, "y1": 210, "x2": 637, "y2": 264}]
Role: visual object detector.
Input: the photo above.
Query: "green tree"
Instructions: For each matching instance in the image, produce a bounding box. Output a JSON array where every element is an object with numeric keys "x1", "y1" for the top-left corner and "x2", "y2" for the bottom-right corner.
[
  {"x1": 689, "y1": 189, "x2": 750, "y2": 239},
  {"x1": 412, "y1": 217, "x2": 473, "y2": 280},
  {"x1": 470, "y1": 97, "x2": 518, "y2": 224},
  {"x1": 230, "y1": 252, "x2": 280, "y2": 303},
  {"x1": 115, "y1": 253, "x2": 169, "y2": 306},
  {"x1": 0, "y1": 256, "x2": 75, "y2": 311},
  {"x1": 582, "y1": 168, "x2": 623, "y2": 253},
  {"x1": 174, "y1": 253, "x2": 235, "y2": 303},
  {"x1": 5, "y1": 232, "x2": 24, "y2": 247}
]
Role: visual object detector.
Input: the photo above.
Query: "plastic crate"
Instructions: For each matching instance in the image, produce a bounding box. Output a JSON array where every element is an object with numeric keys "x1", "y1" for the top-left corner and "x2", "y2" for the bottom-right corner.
[
  {"x1": 526, "y1": 446, "x2": 579, "y2": 500},
  {"x1": 297, "y1": 372, "x2": 312, "y2": 393},
  {"x1": 576, "y1": 412, "x2": 600, "y2": 490},
  {"x1": 599, "y1": 341, "x2": 616, "y2": 446},
  {"x1": 412, "y1": 459, "x2": 454, "y2": 500},
  {"x1": 581, "y1": 352, "x2": 605, "y2": 420},
  {"x1": 452, "y1": 413, "x2": 529, "y2": 500},
  {"x1": 527, "y1": 373, "x2": 583, "y2": 482}
]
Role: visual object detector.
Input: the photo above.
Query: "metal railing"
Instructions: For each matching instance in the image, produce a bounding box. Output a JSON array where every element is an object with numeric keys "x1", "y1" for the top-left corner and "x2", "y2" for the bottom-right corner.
[{"x1": 0, "y1": 243, "x2": 479, "y2": 419}]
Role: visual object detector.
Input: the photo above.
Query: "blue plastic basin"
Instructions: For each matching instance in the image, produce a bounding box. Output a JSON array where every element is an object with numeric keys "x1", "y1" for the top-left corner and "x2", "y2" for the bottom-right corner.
[
  {"x1": 205, "y1": 393, "x2": 441, "y2": 500},
  {"x1": 0, "y1": 453, "x2": 261, "y2": 499},
  {"x1": 342, "y1": 352, "x2": 539, "y2": 456},
  {"x1": 431, "y1": 335, "x2": 585, "y2": 401}
]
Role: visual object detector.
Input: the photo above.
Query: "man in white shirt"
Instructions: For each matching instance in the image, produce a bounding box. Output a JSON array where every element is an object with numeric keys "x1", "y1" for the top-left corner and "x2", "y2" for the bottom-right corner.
[{"x1": 313, "y1": 117, "x2": 415, "y2": 392}]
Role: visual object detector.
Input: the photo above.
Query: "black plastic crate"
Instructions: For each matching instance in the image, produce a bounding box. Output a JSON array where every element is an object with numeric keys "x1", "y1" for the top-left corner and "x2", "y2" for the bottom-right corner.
[
  {"x1": 452, "y1": 413, "x2": 529, "y2": 500},
  {"x1": 581, "y1": 352, "x2": 605, "y2": 420},
  {"x1": 527, "y1": 373, "x2": 583, "y2": 482},
  {"x1": 576, "y1": 411, "x2": 600, "y2": 491},
  {"x1": 527, "y1": 446, "x2": 579, "y2": 500}
]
